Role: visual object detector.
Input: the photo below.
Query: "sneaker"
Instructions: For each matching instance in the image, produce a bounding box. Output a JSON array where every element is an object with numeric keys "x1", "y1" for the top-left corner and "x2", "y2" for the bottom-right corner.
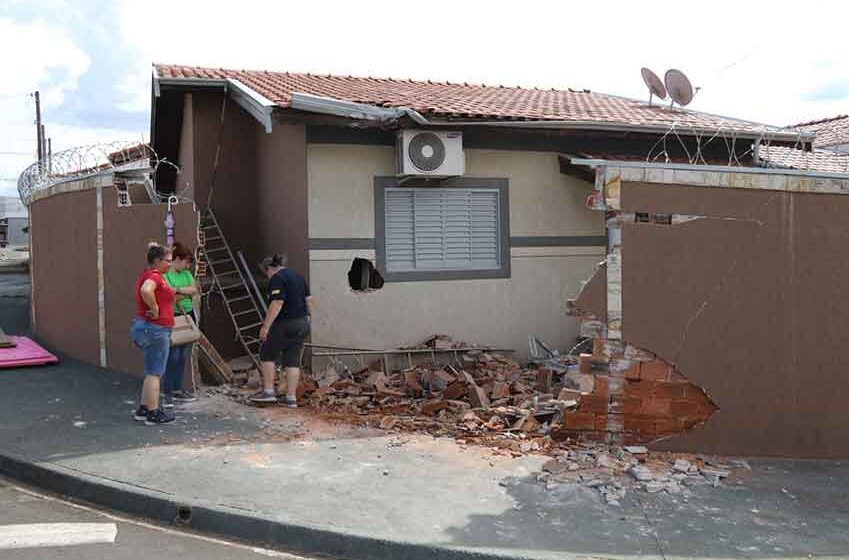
[
  {"x1": 133, "y1": 405, "x2": 148, "y2": 421},
  {"x1": 249, "y1": 390, "x2": 277, "y2": 403},
  {"x1": 173, "y1": 390, "x2": 197, "y2": 403},
  {"x1": 144, "y1": 408, "x2": 176, "y2": 426},
  {"x1": 161, "y1": 394, "x2": 174, "y2": 409},
  {"x1": 280, "y1": 396, "x2": 298, "y2": 409}
]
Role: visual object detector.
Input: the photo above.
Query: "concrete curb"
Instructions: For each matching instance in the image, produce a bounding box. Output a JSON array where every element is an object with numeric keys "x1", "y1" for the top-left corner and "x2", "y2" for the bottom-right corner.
[{"x1": 0, "y1": 449, "x2": 535, "y2": 560}]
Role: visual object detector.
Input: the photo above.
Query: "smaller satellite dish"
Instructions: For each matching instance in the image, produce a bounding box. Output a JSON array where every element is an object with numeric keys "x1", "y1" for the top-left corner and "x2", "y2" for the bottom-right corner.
[
  {"x1": 664, "y1": 69, "x2": 694, "y2": 106},
  {"x1": 641, "y1": 68, "x2": 667, "y2": 105}
]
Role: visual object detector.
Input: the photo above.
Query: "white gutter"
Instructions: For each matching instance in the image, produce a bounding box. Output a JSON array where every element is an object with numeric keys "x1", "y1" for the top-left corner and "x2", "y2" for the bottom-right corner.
[
  {"x1": 566, "y1": 155, "x2": 849, "y2": 181},
  {"x1": 154, "y1": 75, "x2": 275, "y2": 133},
  {"x1": 289, "y1": 92, "x2": 429, "y2": 125},
  {"x1": 227, "y1": 79, "x2": 274, "y2": 133},
  {"x1": 428, "y1": 119, "x2": 813, "y2": 144}
]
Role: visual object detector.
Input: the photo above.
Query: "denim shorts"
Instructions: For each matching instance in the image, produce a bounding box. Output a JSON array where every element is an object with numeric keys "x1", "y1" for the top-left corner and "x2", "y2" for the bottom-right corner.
[{"x1": 130, "y1": 318, "x2": 171, "y2": 376}]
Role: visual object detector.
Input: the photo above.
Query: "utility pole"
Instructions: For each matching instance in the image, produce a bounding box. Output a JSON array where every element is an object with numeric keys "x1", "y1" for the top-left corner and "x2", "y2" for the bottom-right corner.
[
  {"x1": 47, "y1": 137, "x2": 52, "y2": 173},
  {"x1": 41, "y1": 125, "x2": 46, "y2": 163},
  {"x1": 34, "y1": 91, "x2": 43, "y2": 165}
]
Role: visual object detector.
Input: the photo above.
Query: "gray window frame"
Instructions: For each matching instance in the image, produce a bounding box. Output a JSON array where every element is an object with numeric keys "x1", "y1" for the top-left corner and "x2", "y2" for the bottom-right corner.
[{"x1": 374, "y1": 177, "x2": 511, "y2": 282}]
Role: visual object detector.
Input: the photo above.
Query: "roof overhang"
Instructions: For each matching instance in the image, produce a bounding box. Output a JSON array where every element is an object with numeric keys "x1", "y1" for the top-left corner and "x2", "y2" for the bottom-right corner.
[
  {"x1": 429, "y1": 119, "x2": 814, "y2": 145},
  {"x1": 565, "y1": 154, "x2": 849, "y2": 181},
  {"x1": 154, "y1": 73, "x2": 275, "y2": 133},
  {"x1": 152, "y1": 70, "x2": 815, "y2": 145}
]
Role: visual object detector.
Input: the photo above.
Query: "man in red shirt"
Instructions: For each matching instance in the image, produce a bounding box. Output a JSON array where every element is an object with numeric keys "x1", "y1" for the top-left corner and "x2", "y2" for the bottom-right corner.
[{"x1": 131, "y1": 244, "x2": 176, "y2": 425}]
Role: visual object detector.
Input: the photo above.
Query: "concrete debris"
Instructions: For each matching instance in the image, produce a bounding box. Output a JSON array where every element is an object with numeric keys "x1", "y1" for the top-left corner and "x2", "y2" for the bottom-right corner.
[
  {"x1": 533, "y1": 443, "x2": 750, "y2": 506},
  {"x1": 271, "y1": 335, "x2": 581, "y2": 446},
  {"x1": 629, "y1": 464, "x2": 655, "y2": 482},
  {"x1": 624, "y1": 445, "x2": 648, "y2": 455},
  {"x1": 218, "y1": 334, "x2": 751, "y2": 507},
  {"x1": 673, "y1": 458, "x2": 693, "y2": 473}
]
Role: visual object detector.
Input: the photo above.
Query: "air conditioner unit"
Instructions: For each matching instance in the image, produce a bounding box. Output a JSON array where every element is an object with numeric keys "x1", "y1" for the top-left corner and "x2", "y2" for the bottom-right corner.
[{"x1": 396, "y1": 130, "x2": 464, "y2": 177}]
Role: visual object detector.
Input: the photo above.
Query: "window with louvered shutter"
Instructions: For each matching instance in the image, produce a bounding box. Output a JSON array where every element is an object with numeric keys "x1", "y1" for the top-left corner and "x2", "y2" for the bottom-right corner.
[{"x1": 384, "y1": 187, "x2": 502, "y2": 272}]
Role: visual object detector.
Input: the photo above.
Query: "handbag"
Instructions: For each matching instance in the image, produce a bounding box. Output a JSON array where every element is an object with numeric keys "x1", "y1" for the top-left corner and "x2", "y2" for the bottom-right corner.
[{"x1": 171, "y1": 314, "x2": 201, "y2": 346}]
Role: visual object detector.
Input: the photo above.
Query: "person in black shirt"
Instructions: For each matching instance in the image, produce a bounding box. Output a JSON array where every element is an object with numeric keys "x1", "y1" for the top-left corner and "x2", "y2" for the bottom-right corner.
[{"x1": 249, "y1": 254, "x2": 313, "y2": 407}]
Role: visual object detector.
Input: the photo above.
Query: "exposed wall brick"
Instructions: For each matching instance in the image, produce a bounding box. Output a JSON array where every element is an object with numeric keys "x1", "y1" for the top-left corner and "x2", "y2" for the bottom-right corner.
[
  {"x1": 624, "y1": 362, "x2": 642, "y2": 380},
  {"x1": 654, "y1": 381, "x2": 688, "y2": 399},
  {"x1": 592, "y1": 376, "x2": 609, "y2": 398},
  {"x1": 640, "y1": 360, "x2": 671, "y2": 381},
  {"x1": 555, "y1": 334, "x2": 717, "y2": 446},
  {"x1": 624, "y1": 415, "x2": 656, "y2": 435},
  {"x1": 640, "y1": 397, "x2": 672, "y2": 416},
  {"x1": 579, "y1": 394, "x2": 610, "y2": 414},
  {"x1": 563, "y1": 412, "x2": 597, "y2": 430}
]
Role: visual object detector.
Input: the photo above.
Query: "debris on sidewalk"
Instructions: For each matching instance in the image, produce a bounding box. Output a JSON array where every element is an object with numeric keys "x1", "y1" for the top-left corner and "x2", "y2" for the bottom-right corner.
[
  {"x1": 540, "y1": 444, "x2": 748, "y2": 505},
  {"x1": 214, "y1": 333, "x2": 749, "y2": 506}
]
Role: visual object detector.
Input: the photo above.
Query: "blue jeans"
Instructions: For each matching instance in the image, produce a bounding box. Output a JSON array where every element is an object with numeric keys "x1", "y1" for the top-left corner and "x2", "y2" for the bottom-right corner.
[
  {"x1": 163, "y1": 342, "x2": 190, "y2": 394},
  {"x1": 130, "y1": 318, "x2": 171, "y2": 376}
]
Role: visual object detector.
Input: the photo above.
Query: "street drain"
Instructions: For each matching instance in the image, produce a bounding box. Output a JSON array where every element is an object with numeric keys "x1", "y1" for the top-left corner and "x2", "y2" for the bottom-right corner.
[{"x1": 175, "y1": 505, "x2": 192, "y2": 525}]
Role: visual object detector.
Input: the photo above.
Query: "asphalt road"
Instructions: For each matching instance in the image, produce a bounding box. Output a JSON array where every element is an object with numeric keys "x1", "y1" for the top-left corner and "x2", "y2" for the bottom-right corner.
[{"x1": 0, "y1": 477, "x2": 314, "y2": 560}]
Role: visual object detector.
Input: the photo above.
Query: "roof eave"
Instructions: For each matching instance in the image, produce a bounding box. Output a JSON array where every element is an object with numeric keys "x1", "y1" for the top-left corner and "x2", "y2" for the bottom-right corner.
[
  {"x1": 154, "y1": 75, "x2": 275, "y2": 133},
  {"x1": 427, "y1": 118, "x2": 814, "y2": 144},
  {"x1": 152, "y1": 73, "x2": 814, "y2": 144},
  {"x1": 565, "y1": 154, "x2": 849, "y2": 181}
]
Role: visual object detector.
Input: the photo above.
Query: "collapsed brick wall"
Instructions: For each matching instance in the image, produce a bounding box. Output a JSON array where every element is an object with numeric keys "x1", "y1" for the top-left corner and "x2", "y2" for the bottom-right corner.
[{"x1": 552, "y1": 334, "x2": 717, "y2": 445}]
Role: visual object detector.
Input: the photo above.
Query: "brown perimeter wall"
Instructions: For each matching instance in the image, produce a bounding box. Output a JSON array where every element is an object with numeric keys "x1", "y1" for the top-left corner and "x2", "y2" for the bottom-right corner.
[
  {"x1": 31, "y1": 189, "x2": 100, "y2": 364},
  {"x1": 619, "y1": 181, "x2": 849, "y2": 458}
]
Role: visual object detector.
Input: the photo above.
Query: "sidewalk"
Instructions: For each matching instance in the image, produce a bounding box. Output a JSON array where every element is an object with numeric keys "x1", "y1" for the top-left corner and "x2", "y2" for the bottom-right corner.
[{"x1": 1, "y1": 277, "x2": 848, "y2": 559}]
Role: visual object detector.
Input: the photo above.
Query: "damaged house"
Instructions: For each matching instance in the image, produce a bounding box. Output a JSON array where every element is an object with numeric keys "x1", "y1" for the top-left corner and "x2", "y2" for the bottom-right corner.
[
  {"x1": 148, "y1": 66, "x2": 849, "y2": 458},
  {"x1": 23, "y1": 63, "x2": 849, "y2": 458}
]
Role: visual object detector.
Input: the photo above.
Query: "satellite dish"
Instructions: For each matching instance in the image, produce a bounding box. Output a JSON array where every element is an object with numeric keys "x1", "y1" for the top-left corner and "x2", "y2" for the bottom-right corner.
[
  {"x1": 641, "y1": 68, "x2": 667, "y2": 105},
  {"x1": 664, "y1": 69, "x2": 694, "y2": 107}
]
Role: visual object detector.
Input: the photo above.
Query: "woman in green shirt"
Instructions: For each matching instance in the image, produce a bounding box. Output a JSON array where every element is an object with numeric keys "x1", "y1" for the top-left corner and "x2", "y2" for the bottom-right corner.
[{"x1": 162, "y1": 242, "x2": 198, "y2": 407}]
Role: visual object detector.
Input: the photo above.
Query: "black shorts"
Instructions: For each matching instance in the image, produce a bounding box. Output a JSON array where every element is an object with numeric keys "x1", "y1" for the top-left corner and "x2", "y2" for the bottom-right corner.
[{"x1": 259, "y1": 316, "x2": 310, "y2": 367}]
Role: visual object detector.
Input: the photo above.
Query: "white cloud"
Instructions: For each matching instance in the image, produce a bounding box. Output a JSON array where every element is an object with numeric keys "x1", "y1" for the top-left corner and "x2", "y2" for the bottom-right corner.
[
  {"x1": 0, "y1": 17, "x2": 93, "y2": 196},
  {"x1": 0, "y1": 18, "x2": 90, "y2": 105}
]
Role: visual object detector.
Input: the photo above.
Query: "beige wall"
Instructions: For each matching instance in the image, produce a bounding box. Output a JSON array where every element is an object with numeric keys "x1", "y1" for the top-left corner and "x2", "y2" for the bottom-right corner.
[
  {"x1": 307, "y1": 144, "x2": 605, "y2": 358},
  {"x1": 308, "y1": 145, "x2": 602, "y2": 238}
]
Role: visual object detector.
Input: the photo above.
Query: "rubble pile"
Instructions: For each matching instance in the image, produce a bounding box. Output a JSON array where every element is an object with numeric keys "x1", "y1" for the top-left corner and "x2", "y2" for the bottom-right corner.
[
  {"x1": 304, "y1": 336, "x2": 583, "y2": 448},
  {"x1": 219, "y1": 335, "x2": 750, "y2": 506},
  {"x1": 540, "y1": 444, "x2": 748, "y2": 505}
]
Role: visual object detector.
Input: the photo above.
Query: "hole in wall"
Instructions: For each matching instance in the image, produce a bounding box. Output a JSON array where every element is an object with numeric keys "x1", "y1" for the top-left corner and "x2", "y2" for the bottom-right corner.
[{"x1": 348, "y1": 258, "x2": 384, "y2": 292}]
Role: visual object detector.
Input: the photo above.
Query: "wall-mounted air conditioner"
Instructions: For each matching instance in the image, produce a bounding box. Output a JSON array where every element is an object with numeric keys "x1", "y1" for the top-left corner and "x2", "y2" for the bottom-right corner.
[{"x1": 396, "y1": 130, "x2": 464, "y2": 177}]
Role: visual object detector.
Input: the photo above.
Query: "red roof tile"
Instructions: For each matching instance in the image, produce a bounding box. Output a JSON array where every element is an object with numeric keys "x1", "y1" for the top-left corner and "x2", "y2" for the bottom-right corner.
[
  {"x1": 792, "y1": 115, "x2": 849, "y2": 148},
  {"x1": 760, "y1": 145, "x2": 849, "y2": 174},
  {"x1": 155, "y1": 64, "x2": 802, "y2": 138}
]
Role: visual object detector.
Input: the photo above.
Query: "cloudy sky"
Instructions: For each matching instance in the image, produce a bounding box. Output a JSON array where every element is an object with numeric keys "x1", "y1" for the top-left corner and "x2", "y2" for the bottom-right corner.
[{"x1": 1, "y1": 0, "x2": 847, "y2": 197}]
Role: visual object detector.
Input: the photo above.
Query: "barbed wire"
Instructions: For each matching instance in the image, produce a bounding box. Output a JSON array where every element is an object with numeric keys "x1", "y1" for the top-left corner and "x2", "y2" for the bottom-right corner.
[
  {"x1": 645, "y1": 120, "x2": 849, "y2": 176},
  {"x1": 16, "y1": 141, "x2": 180, "y2": 205}
]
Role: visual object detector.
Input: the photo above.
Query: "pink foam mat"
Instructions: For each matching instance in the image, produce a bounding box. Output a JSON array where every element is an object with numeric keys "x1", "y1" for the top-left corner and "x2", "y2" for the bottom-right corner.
[{"x1": 0, "y1": 336, "x2": 59, "y2": 368}]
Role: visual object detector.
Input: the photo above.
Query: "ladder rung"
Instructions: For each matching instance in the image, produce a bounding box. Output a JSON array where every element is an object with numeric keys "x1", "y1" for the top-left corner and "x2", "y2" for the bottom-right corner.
[
  {"x1": 239, "y1": 322, "x2": 263, "y2": 331},
  {"x1": 233, "y1": 309, "x2": 259, "y2": 317},
  {"x1": 226, "y1": 295, "x2": 252, "y2": 303},
  {"x1": 205, "y1": 247, "x2": 228, "y2": 254},
  {"x1": 201, "y1": 224, "x2": 219, "y2": 230},
  {"x1": 219, "y1": 283, "x2": 245, "y2": 290},
  {"x1": 205, "y1": 236, "x2": 222, "y2": 242},
  {"x1": 208, "y1": 259, "x2": 235, "y2": 266},
  {"x1": 216, "y1": 271, "x2": 241, "y2": 278}
]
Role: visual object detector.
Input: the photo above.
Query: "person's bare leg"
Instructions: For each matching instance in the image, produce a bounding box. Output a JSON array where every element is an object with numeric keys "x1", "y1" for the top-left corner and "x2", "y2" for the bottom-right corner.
[
  {"x1": 142, "y1": 375, "x2": 161, "y2": 409},
  {"x1": 260, "y1": 361, "x2": 277, "y2": 393},
  {"x1": 285, "y1": 367, "x2": 301, "y2": 400}
]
